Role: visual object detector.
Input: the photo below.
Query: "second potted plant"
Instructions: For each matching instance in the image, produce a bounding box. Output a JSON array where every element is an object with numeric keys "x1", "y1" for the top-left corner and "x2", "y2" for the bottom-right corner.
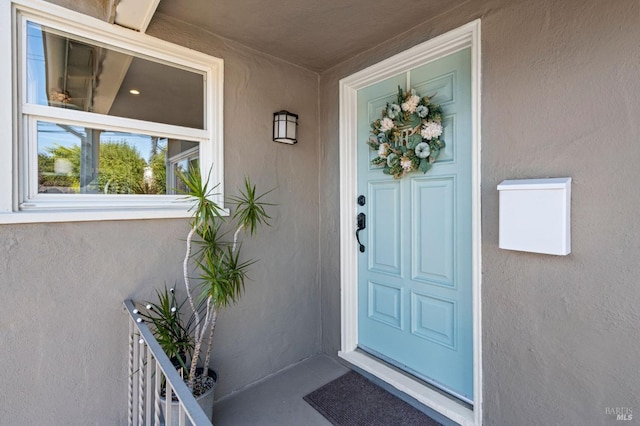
[{"x1": 136, "y1": 285, "x2": 217, "y2": 421}]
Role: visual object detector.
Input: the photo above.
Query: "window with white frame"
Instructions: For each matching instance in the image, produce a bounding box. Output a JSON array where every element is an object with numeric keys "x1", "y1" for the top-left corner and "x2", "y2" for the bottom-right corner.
[{"x1": 0, "y1": 1, "x2": 224, "y2": 223}]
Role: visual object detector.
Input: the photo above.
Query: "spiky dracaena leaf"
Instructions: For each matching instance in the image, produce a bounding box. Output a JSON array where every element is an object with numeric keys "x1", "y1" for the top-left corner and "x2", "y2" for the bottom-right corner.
[
  {"x1": 179, "y1": 165, "x2": 224, "y2": 241},
  {"x1": 138, "y1": 286, "x2": 193, "y2": 373},
  {"x1": 196, "y1": 245, "x2": 256, "y2": 308},
  {"x1": 228, "y1": 177, "x2": 274, "y2": 236}
]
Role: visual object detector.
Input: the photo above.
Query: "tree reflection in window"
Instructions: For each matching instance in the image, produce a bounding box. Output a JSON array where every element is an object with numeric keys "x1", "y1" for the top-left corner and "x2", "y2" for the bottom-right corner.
[{"x1": 37, "y1": 121, "x2": 197, "y2": 195}]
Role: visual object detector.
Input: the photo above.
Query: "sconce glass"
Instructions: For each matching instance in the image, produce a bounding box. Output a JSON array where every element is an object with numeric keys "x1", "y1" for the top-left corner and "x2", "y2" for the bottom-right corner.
[{"x1": 273, "y1": 111, "x2": 298, "y2": 144}]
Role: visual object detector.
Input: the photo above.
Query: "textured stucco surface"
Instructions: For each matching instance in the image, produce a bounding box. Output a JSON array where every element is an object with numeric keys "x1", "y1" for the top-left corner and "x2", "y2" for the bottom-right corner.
[
  {"x1": 155, "y1": 0, "x2": 469, "y2": 72},
  {"x1": 1, "y1": 1, "x2": 321, "y2": 424},
  {"x1": 42, "y1": 0, "x2": 111, "y2": 21},
  {"x1": 319, "y1": 0, "x2": 640, "y2": 425},
  {"x1": 1, "y1": 220, "x2": 188, "y2": 424}
]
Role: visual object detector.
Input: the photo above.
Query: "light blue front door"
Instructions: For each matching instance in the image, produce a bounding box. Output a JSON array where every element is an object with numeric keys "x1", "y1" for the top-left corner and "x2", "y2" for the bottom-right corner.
[{"x1": 356, "y1": 48, "x2": 473, "y2": 402}]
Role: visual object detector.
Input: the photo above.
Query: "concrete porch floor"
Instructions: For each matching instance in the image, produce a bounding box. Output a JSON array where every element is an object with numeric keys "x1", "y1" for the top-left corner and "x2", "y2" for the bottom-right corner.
[
  {"x1": 211, "y1": 354, "x2": 459, "y2": 426},
  {"x1": 212, "y1": 355, "x2": 350, "y2": 425}
]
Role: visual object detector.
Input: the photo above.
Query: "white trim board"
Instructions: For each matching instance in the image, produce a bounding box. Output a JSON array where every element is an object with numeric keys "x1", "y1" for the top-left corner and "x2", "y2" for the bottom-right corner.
[{"x1": 338, "y1": 20, "x2": 482, "y2": 426}]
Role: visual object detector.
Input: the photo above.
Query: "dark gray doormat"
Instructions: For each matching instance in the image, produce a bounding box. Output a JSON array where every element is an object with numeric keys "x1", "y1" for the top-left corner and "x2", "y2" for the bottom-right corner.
[{"x1": 303, "y1": 371, "x2": 442, "y2": 426}]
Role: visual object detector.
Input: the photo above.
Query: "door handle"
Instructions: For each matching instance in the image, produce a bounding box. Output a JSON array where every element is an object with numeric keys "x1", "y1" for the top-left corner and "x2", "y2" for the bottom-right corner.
[{"x1": 356, "y1": 213, "x2": 366, "y2": 253}]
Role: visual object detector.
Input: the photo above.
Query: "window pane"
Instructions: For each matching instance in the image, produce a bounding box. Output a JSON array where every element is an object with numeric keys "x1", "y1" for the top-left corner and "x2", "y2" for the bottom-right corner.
[
  {"x1": 26, "y1": 21, "x2": 205, "y2": 129},
  {"x1": 37, "y1": 121, "x2": 199, "y2": 195},
  {"x1": 169, "y1": 147, "x2": 199, "y2": 195}
]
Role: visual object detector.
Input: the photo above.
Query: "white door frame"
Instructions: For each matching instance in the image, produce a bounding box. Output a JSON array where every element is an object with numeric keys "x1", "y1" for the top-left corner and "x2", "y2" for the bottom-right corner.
[{"x1": 338, "y1": 20, "x2": 482, "y2": 426}]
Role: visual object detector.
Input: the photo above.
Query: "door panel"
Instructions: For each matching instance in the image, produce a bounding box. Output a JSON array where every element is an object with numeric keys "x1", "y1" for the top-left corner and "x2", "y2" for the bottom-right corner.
[
  {"x1": 411, "y1": 292, "x2": 456, "y2": 348},
  {"x1": 368, "y1": 281, "x2": 403, "y2": 329},
  {"x1": 369, "y1": 181, "x2": 402, "y2": 276},
  {"x1": 357, "y1": 48, "x2": 473, "y2": 402},
  {"x1": 412, "y1": 177, "x2": 455, "y2": 287}
]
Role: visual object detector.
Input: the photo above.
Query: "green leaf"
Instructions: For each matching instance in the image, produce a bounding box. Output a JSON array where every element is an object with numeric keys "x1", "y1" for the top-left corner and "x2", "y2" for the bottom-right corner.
[
  {"x1": 383, "y1": 167, "x2": 391, "y2": 175},
  {"x1": 371, "y1": 157, "x2": 386, "y2": 166},
  {"x1": 228, "y1": 177, "x2": 275, "y2": 236},
  {"x1": 419, "y1": 159, "x2": 431, "y2": 174},
  {"x1": 408, "y1": 134, "x2": 422, "y2": 149},
  {"x1": 408, "y1": 114, "x2": 421, "y2": 128},
  {"x1": 138, "y1": 286, "x2": 194, "y2": 370},
  {"x1": 430, "y1": 104, "x2": 443, "y2": 118},
  {"x1": 178, "y1": 165, "x2": 224, "y2": 240}
]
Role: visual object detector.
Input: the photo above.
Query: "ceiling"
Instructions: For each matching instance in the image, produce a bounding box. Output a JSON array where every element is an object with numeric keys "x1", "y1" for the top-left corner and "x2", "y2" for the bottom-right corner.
[{"x1": 153, "y1": 0, "x2": 469, "y2": 72}]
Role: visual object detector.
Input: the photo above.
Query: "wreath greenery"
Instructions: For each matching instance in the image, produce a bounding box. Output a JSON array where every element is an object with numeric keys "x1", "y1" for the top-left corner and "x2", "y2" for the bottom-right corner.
[{"x1": 366, "y1": 86, "x2": 445, "y2": 179}]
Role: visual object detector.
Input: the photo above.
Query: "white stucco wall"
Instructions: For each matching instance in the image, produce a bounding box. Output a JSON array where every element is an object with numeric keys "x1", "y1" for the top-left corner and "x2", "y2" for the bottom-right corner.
[
  {"x1": 0, "y1": 2, "x2": 321, "y2": 424},
  {"x1": 319, "y1": 0, "x2": 640, "y2": 425}
]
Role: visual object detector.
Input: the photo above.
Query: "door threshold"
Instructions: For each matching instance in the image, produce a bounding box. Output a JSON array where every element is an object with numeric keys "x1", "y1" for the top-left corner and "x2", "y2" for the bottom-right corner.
[
  {"x1": 339, "y1": 349, "x2": 475, "y2": 426},
  {"x1": 358, "y1": 345, "x2": 473, "y2": 407}
]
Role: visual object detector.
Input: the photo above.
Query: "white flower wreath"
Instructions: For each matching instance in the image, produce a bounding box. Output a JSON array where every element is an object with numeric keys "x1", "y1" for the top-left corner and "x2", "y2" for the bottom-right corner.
[{"x1": 366, "y1": 86, "x2": 445, "y2": 179}]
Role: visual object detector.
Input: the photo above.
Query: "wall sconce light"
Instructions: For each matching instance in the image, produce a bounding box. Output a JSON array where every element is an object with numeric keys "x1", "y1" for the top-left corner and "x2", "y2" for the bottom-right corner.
[{"x1": 273, "y1": 110, "x2": 298, "y2": 144}]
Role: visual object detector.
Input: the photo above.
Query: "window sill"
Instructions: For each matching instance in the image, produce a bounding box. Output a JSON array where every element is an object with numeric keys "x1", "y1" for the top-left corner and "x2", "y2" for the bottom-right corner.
[{"x1": 0, "y1": 207, "x2": 196, "y2": 224}]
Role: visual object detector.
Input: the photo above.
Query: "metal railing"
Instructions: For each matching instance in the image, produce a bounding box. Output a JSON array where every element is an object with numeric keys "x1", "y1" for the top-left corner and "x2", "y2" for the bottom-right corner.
[{"x1": 124, "y1": 299, "x2": 212, "y2": 426}]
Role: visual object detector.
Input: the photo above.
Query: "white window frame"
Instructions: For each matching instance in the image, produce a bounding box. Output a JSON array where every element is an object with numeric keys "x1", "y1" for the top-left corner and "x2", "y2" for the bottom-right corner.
[{"x1": 0, "y1": 0, "x2": 224, "y2": 224}]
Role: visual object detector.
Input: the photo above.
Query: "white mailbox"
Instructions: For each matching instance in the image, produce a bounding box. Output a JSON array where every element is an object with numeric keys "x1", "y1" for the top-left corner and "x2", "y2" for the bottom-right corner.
[{"x1": 497, "y1": 177, "x2": 571, "y2": 255}]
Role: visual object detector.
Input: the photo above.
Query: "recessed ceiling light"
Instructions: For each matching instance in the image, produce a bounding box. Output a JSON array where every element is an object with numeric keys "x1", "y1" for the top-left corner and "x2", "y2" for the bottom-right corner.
[{"x1": 129, "y1": 89, "x2": 140, "y2": 95}]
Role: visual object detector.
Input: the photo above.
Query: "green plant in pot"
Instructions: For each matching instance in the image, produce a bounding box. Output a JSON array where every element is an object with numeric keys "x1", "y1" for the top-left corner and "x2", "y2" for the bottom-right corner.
[
  {"x1": 136, "y1": 286, "x2": 194, "y2": 373},
  {"x1": 138, "y1": 166, "x2": 272, "y2": 420},
  {"x1": 136, "y1": 285, "x2": 217, "y2": 423},
  {"x1": 180, "y1": 166, "x2": 272, "y2": 389},
  {"x1": 173, "y1": 165, "x2": 271, "y2": 379}
]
